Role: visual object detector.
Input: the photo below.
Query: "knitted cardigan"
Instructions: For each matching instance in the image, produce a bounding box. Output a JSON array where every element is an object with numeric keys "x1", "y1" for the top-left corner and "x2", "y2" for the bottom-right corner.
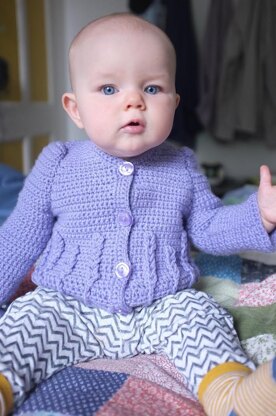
[{"x1": 0, "y1": 140, "x2": 275, "y2": 313}]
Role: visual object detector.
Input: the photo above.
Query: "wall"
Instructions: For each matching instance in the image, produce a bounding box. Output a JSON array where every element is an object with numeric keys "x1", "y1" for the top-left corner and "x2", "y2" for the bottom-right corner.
[{"x1": 0, "y1": 0, "x2": 58, "y2": 172}]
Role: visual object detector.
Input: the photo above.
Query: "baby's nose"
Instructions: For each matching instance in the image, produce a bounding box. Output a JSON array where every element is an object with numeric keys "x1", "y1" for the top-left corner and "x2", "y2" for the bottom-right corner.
[{"x1": 124, "y1": 90, "x2": 146, "y2": 110}]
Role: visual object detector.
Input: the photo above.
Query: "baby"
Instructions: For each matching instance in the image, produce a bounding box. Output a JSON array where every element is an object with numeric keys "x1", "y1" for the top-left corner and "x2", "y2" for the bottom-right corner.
[{"x1": 0, "y1": 12, "x2": 276, "y2": 416}]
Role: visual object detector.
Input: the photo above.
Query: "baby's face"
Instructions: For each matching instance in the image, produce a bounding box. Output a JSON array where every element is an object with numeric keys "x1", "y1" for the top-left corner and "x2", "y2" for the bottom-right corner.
[{"x1": 65, "y1": 25, "x2": 179, "y2": 158}]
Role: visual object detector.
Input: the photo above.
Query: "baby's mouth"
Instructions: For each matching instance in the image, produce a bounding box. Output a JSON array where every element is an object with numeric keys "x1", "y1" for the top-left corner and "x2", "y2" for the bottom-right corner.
[
  {"x1": 122, "y1": 119, "x2": 145, "y2": 134},
  {"x1": 126, "y1": 120, "x2": 142, "y2": 127}
]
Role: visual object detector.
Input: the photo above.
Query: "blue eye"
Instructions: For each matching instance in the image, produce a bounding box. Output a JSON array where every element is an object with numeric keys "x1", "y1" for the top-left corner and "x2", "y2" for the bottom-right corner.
[
  {"x1": 145, "y1": 85, "x2": 160, "y2": 95},
  {"x1": 101, "y1": 85, "x2": 117, "y2": 95}
]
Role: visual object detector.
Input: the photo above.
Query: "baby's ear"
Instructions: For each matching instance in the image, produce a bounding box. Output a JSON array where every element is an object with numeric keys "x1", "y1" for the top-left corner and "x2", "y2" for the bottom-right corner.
[
  {"x1": 175, "y1": 94, "x2": 180, "y2": 109},
  {"x1": 62, "y1": 92, "x2": 84, "y2": 129}
]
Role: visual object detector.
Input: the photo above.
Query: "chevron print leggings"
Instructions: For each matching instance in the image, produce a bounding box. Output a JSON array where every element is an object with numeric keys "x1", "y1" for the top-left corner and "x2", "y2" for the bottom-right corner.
[{"x1": 0, "y1": 287, "x2": 255, "y2": 407}]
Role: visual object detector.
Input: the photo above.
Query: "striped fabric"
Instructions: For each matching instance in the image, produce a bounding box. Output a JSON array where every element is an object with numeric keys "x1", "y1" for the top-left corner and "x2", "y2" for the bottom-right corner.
[{"x1": 201, "y1": 358, "x2": 276, "y2": 415}]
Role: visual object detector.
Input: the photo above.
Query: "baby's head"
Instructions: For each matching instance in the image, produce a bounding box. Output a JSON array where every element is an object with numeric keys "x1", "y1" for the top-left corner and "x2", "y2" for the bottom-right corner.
[{"x1": 62, "y1": 13, "x2": 180, "y2": 158}]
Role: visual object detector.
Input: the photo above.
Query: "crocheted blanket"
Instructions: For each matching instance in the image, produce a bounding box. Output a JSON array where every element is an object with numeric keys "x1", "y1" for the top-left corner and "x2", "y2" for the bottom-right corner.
[{"x1": 9, "y1": 253, "x2": 276, "y2": 416}]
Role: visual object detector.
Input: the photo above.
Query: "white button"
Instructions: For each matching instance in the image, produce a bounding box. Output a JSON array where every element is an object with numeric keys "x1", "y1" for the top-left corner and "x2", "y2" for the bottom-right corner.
[
  {"x1": 115, "y1": 262, "x2": 130, "y2": 278},
  {"x1": 117, "y1": 211, "x2": 133, "y2": 227},
  {"x1": 118, "y1": 161, "x2": 134, "y2": 176}
]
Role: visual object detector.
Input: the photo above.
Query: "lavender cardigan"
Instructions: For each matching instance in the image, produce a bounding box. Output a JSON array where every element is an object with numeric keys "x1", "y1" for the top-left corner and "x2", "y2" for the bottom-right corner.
[{"x1": 0, "y1": 140, "x2": 274, "y2": 313}]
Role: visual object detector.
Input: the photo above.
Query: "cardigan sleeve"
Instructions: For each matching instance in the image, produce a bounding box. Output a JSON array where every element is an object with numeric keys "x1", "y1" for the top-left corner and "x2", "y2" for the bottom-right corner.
[
  {"x1": 0, "y1": 141, "x2": 68, "y2": 304},
  {"x1": 184, "y1": 147, "x2": 276, "y2": 255}
]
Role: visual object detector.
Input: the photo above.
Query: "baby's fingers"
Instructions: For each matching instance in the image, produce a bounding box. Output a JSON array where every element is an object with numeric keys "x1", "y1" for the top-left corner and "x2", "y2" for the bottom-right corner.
[{"x1": 259, "y1": 165, "x2": 272, "y2": 190}]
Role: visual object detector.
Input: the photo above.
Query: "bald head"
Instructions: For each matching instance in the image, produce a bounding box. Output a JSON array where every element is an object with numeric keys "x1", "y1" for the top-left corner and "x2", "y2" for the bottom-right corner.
[{"x1": 68, "y1": 13, "x2": 177, "y2": 90}]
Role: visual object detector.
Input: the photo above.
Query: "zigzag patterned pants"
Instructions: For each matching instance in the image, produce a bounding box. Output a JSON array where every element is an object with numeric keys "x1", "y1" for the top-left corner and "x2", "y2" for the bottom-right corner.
[{"x1": 0, "y1": 287, "x2": 255, "y2": 407}]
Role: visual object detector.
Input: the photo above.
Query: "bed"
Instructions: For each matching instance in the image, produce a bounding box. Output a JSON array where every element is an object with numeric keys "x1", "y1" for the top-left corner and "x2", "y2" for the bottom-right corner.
[{"x1": 1, "y1": 162, "x2": 276, "y2": 416}]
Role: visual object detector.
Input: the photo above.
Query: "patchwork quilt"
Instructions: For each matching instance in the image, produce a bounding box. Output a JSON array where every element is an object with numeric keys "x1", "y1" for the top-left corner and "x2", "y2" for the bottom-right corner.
[{"x1": 4, "y1": 253, "x2": 274, "y2": 416}]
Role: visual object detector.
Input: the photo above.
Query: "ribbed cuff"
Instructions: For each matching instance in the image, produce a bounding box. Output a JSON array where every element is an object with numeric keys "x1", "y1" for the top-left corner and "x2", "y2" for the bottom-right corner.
[
  {"x1": 198, "y1": 361, "x2": 252, "y2": 403},
  {"x1": 0, "y1": 374, "x2": 13, "y2": 415}
]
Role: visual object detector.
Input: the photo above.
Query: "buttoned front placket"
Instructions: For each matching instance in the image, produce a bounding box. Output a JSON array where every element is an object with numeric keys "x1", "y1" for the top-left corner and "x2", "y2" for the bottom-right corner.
[{"x1": 113, "y1": 160, "x2": 135, "y2": 313}]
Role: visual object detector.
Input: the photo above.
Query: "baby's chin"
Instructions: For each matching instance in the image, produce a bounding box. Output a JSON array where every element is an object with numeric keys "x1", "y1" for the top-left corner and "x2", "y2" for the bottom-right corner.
[
  {"x1": 108, "y1": 147, "x2": 150, "y2": 160},
  {"x1": 111, "y1": 142, "x2": 164, "y2": 160}
]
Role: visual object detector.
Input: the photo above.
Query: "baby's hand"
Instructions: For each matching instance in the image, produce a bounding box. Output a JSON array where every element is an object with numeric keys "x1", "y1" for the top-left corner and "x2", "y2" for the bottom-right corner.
[{"x1": 258, "y1": 165, "x2": 276, "y2": 233}]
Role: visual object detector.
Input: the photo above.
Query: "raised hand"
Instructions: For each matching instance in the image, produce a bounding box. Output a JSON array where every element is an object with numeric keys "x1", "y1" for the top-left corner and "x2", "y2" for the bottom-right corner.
[{"x1": 258, "y1": 165, "x2": 276, "y2": 233}]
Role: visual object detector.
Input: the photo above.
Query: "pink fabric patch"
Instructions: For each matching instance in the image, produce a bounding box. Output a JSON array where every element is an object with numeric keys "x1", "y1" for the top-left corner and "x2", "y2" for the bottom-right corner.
[
  {"x1": 237, "y1": 274, "x2": 276, "y2": 307},
  {"x1": 77, "y1": 353, "x2": 194, "y2": 400},
  {"x1": 97, "y1": 377, "x2": 205, "y2": 416}
]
